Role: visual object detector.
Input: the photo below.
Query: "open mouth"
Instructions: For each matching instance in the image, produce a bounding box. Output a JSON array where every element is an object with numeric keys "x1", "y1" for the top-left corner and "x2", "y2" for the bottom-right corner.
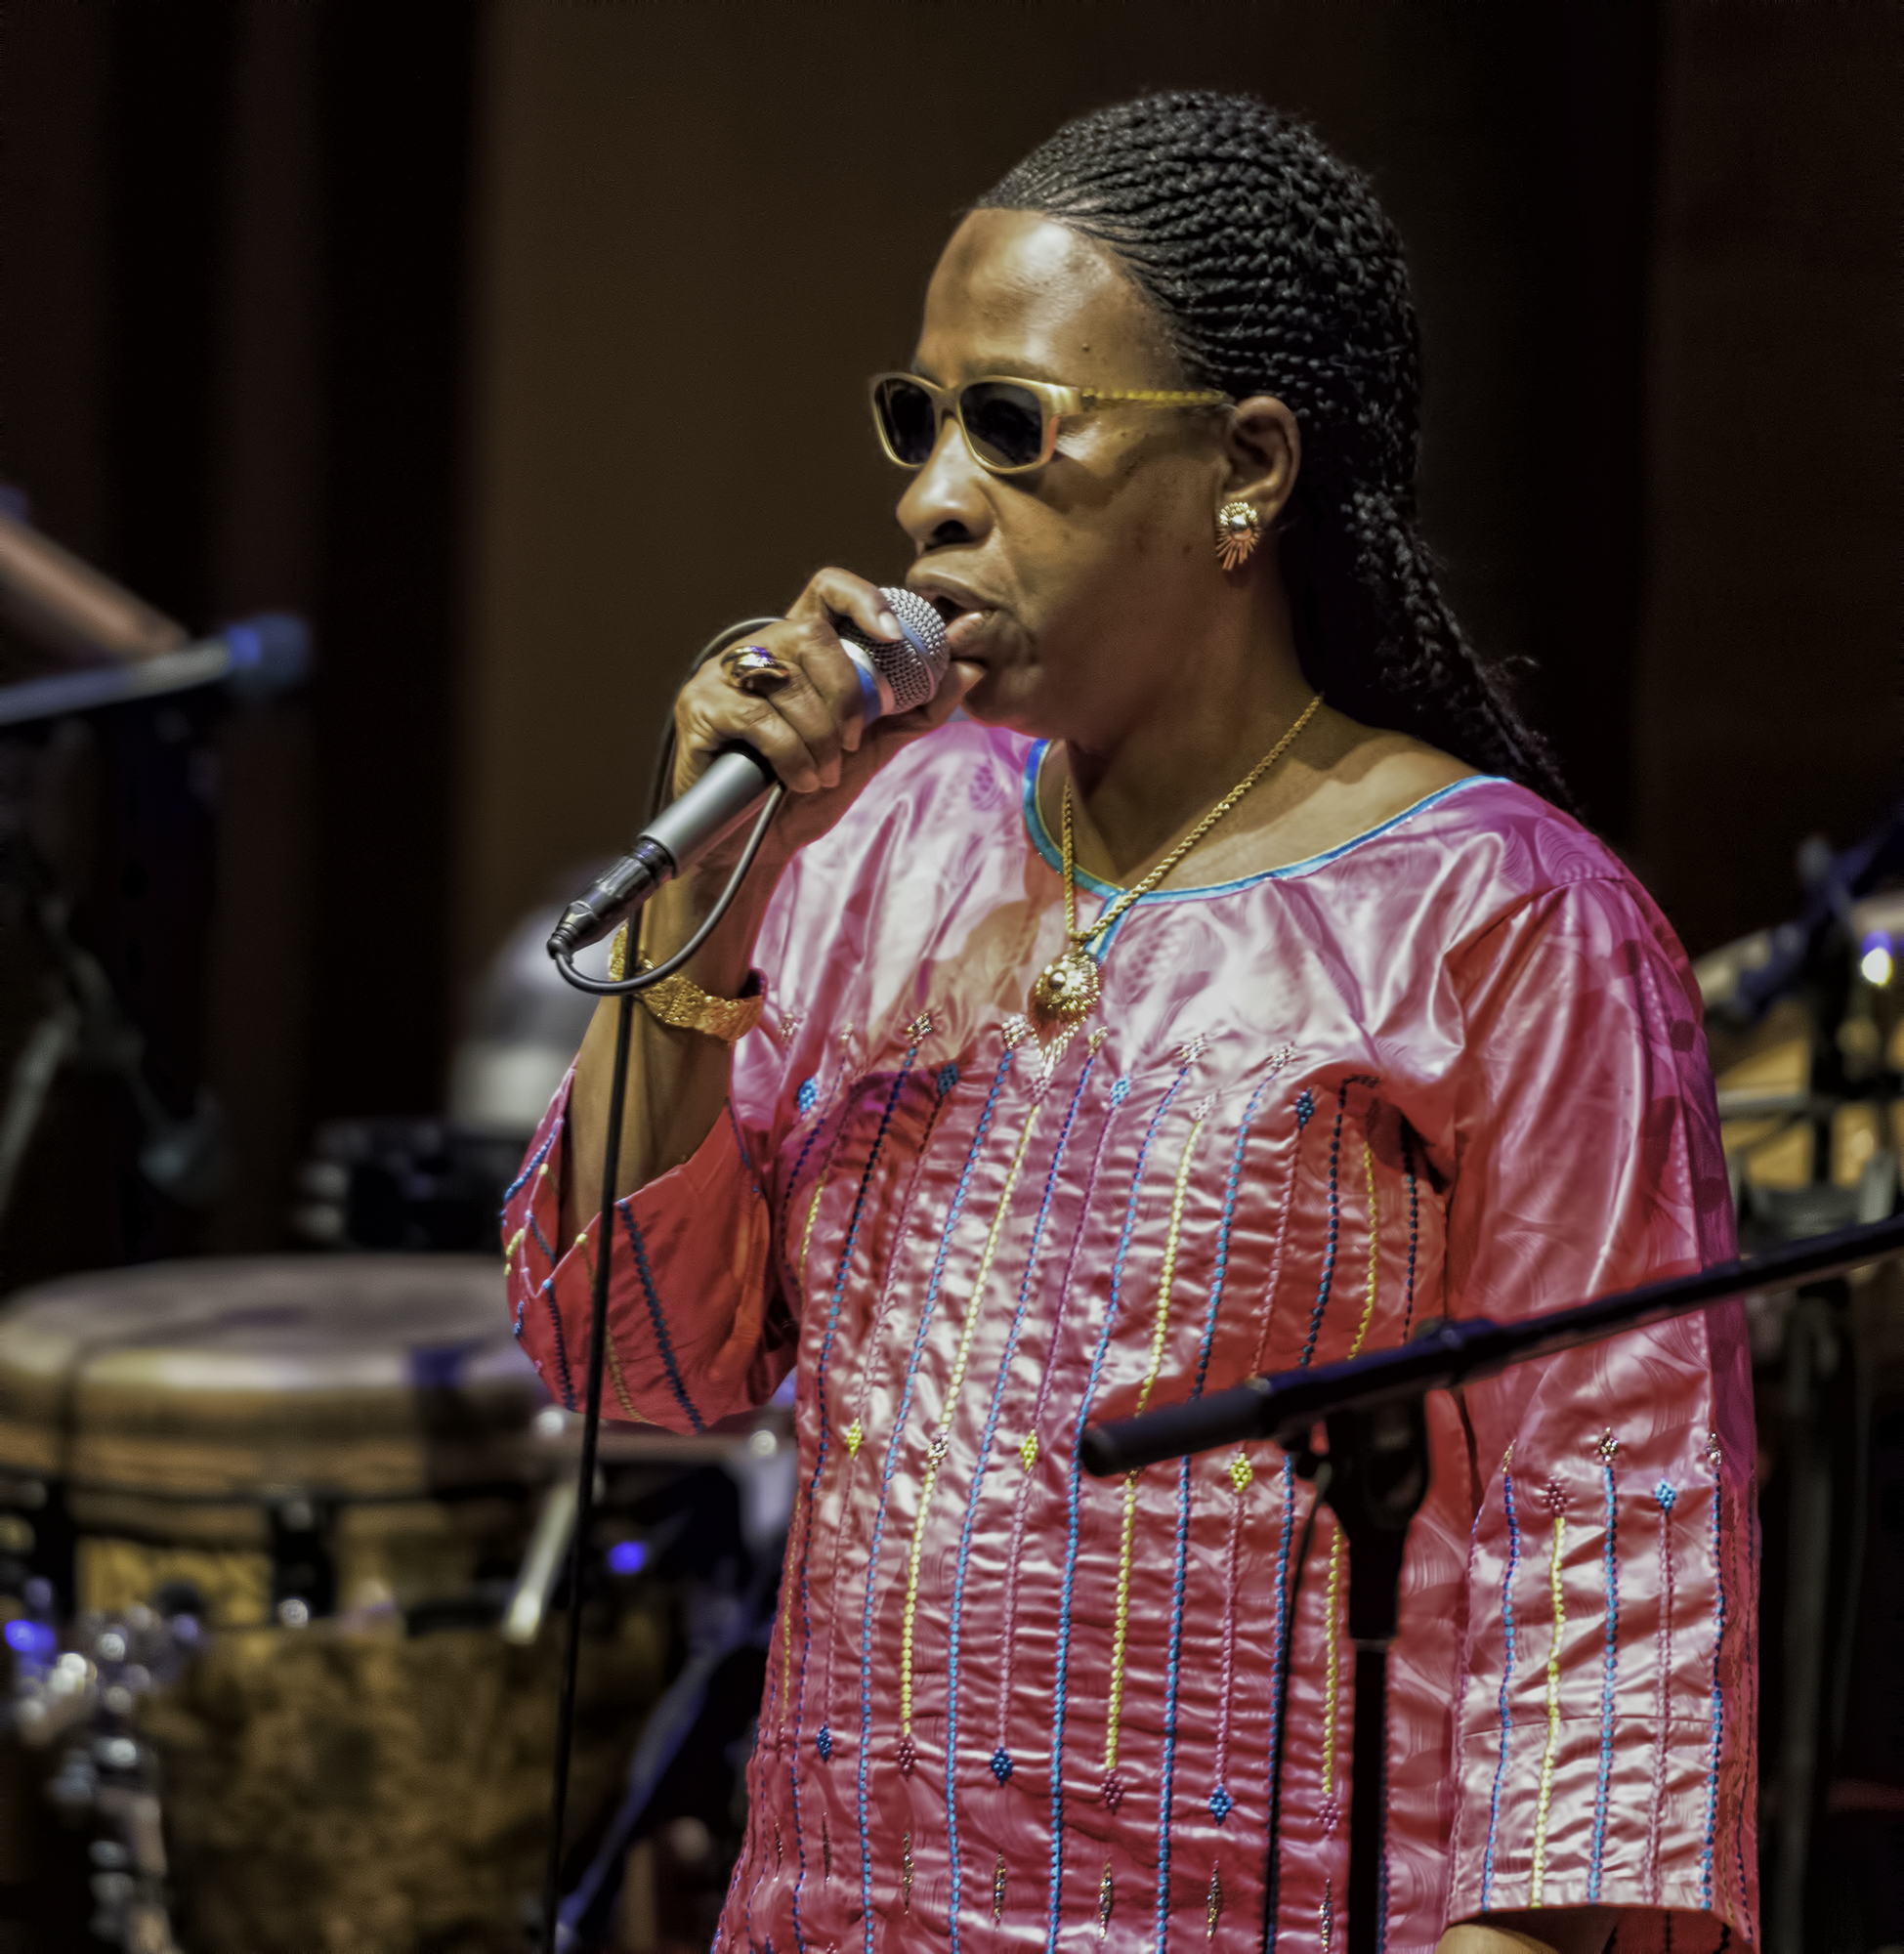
[{"x1": 915, "y1": 584, "x2": 998, "y2": 660}]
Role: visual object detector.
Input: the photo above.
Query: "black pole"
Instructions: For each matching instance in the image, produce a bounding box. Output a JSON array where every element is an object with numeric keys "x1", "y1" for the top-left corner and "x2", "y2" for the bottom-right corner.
[
  {"x1": 1348, "y1": 1649, "x2": 1389, "y2": 1954},
  {"x1": 1325, "y1": 1397, "x2": 1429, "y2": 1954},
  {"x1": 1083, "y1": 1215, "x2": 1904, "y2": 1954},
  {"x1": 541, "y1": 991, "x2": 635, "y2": 1954},
  {"x1": 1081, "y1": 1210, "x2": 1904, "y2": 1476}
]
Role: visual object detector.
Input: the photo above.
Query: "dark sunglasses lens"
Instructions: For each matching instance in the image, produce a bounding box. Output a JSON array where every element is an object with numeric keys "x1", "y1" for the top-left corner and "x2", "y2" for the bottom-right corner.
[
  {"x1": 960, "y1": 381, "x2": 1048, "y2": 470},
  {"x1": 874, "y1": 379, "x2": 938, "y2": 465}
]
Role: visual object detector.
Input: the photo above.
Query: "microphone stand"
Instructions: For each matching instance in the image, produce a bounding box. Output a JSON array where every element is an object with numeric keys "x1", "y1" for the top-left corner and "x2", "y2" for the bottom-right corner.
[{"x1": 1079, "y1": 1210, "x2": 1904, "y2": 1954}]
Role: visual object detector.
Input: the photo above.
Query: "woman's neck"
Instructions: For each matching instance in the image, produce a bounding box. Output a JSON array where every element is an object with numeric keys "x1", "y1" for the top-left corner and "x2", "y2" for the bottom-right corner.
[{"x1": 1050, "y1": 573, "x2": 1320, "y2": 885}]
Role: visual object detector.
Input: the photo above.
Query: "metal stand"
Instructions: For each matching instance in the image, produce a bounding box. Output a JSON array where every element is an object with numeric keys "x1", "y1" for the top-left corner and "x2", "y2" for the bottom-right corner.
[
  {"x1": 1320, "y1": 1396, "x2": 1430, "y2": 1954},
  {"x1": 1084, "y1": 1210, "x2": 1904, "y2": 1954}
]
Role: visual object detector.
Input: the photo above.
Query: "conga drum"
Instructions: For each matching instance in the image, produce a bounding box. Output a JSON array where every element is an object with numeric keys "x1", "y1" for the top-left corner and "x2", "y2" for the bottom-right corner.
[{"x1": 0, "y1": 1255, "x2": 667, "y2": 1954}]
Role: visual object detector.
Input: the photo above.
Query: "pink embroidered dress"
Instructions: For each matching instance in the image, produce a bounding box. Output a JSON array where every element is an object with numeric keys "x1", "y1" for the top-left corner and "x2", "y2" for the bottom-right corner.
[{"x1": 505, "y1": 721, "x2": 1756, "y2": 1954}]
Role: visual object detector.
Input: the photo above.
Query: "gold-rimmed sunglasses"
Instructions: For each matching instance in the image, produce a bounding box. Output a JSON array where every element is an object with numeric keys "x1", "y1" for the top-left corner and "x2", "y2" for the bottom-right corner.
[{"x1": 869, "y1": 371, "x2": 1232, "y2": 477}]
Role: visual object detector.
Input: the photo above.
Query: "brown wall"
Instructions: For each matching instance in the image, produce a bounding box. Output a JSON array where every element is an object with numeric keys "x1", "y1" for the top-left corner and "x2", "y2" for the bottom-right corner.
[{"x1": 1633, "y1": 3, "x2": 1902, "y2": 952}]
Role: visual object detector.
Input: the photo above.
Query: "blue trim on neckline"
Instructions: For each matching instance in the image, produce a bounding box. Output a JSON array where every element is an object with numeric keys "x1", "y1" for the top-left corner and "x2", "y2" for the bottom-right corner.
[{"x1": 1020, "y1": 740, "x2": 1503, "y2": 904}]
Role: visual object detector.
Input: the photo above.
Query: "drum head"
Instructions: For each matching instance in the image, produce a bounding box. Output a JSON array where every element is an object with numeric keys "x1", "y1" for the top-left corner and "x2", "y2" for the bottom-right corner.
[{"x1": 0, "y1": 1255, "x2": 543, "y2": 1500}]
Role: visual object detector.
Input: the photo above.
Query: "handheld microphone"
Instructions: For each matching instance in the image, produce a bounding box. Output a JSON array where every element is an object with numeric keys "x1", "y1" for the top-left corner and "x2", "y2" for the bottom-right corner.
[{"x1": 547, "y1": 586, "x2": 949, "y2": 960}]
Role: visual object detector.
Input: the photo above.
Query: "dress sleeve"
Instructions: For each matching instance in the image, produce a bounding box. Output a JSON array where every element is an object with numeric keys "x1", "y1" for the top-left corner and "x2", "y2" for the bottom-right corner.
[
  {"x1": 499, "y1": 1049, "x2": 798, "y2": 1433},
  {"x1": 1432, "y1": 875, "x2": 1756, "y2": 1950}
]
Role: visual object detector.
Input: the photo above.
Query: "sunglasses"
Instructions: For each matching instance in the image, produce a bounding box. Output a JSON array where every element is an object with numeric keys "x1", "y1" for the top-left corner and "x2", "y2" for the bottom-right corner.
[{"x1": 868, "y1": 371, "x2": 1232, "y2": 476}]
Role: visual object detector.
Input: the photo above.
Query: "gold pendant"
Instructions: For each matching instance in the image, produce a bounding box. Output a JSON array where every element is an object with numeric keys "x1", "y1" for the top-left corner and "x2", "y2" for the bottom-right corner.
[{"x1": 1030, "y1": 946, "x2": 1101, "y2": 1041}]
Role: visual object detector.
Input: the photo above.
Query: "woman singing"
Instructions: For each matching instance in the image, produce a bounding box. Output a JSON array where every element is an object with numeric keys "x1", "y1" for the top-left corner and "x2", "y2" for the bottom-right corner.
[{"x1": 507, "y1": 93, "x2": 1754, "y2": 1954}]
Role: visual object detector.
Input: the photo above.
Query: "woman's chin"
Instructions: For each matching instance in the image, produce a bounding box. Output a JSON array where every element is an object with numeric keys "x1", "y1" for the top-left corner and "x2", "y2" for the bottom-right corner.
[{"x1": 955, "y1": 665, "x2": 1049, "y2": 736}]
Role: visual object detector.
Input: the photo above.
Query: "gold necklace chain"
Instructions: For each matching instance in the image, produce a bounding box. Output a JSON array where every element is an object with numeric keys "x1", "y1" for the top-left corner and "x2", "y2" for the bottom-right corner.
[
  {"x1": 1059, "y1": 691, "x2": 1323, "y2": 947},
  {"x1": 1027, "y1": 692, "x2": 1323, "y2": 1045}
]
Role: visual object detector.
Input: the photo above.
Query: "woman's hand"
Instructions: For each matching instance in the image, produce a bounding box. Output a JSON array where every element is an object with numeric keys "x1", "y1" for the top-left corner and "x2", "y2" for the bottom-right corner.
[
  {"x1": 1438, "y1": 1909, "x2": 1615, "y2": 1954},
  {"x1": 670, "y1": 566, "x2": 974, "y2": 874},
  {"x1": 565, "y1": 566, "x2": 974, "y2": 1227}
]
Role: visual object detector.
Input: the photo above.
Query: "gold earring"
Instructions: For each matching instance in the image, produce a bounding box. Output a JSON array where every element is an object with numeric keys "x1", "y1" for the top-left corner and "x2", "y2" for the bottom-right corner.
[{"x1": 1215, "y1": 501, "x2": 1261, "y2": 571}]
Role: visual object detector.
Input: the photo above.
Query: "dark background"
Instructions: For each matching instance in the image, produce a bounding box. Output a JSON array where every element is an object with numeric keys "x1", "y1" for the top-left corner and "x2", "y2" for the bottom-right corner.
[{"x1": 0, "y1": 0, "x2": 1895, "y2": 1255}]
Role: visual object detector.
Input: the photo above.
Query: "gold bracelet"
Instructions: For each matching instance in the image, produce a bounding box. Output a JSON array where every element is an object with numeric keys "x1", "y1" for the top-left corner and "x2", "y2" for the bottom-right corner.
[{"x1": 608, "y1": 925, "x2": 766, "y2": 1042}]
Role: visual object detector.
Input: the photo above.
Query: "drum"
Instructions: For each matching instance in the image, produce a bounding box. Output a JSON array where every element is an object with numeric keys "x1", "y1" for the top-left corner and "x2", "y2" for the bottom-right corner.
[{"x1": 0, "y1": 1255, "x2": 667, "y2": 1954}]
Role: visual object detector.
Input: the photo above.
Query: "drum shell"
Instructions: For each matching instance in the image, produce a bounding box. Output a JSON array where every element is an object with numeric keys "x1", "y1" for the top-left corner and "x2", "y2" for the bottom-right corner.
[
  {"x1": 0, "y1": 1254, "x2": 673, "y2": 1952},
  {"x1": 0, "y1": 1254, "x2": 547, "y2": 1625}
]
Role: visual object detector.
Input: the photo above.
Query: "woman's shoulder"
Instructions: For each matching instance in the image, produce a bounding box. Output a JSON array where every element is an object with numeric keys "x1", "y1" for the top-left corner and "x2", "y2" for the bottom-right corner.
[{"x1": 1287, "y1": 758, "x2": 1676, "y2": 953}]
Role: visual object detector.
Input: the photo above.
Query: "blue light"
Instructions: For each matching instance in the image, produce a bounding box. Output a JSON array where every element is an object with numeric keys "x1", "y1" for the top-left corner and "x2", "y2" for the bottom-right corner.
[
  {"x1": 4, "y1": 1619, "x2": 55, "y2": 1660},
  {"x1": 606, "y1": 1540, "x2": 647, "y2": 1577}
]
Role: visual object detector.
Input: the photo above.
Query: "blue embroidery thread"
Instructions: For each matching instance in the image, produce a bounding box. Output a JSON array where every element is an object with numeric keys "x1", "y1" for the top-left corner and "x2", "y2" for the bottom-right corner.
[
  {"x1": 854, "y1": 1047, "x2": 1012, "y2": 1954},
  {"x1": 1262, "y1": 1453, "x2": 1297, "y2": 1941},
  {"x1": 1159, "y1": 1064, "x2": 1282, "y2": 1942},
  {"x1": 1299, "y1": 1082, "x2": 1352, "y2": 1366},
  {"x1": 942, "y1": 1044, "x2": 1099, "y2": 1950},
  {"x1": 1481, "y1": 1461, "x2": 1521, "y2": 1910},
  {"x1": 786, "y1": 1036, "x2": 921, "y2": 1948},
  {"x1": 1588, "y1": 1439, "x2": 1620, "y2": 1899},
  {"x1": 1701, "y1": 1444, "x2": 1725, "y2": 1910},
  {"x1": 527, "y1": 1211, "x2": 556, "y2": 1267},
  {"x1": 540, "y1": 1279, "x2": 574, "y2": 1411},
  {"x1": 500, "y1": 1122, "x2": 558, "y2": 1205},
  {"x1": 614, "y1": 1204, "x2": 706, "y2": 1433},
  {"x1": 1046, "y1": 1064, "x2": 1190, "y2": 1951},
  {"x1": 1399, "y1": 1126, "x2": 1419, "y2": 1341}
]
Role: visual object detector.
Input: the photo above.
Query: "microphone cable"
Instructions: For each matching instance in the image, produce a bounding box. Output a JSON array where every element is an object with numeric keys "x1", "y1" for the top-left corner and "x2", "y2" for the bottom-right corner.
[{"x1": 540, "y1": 614, "x2": 780, "y2": 1954}]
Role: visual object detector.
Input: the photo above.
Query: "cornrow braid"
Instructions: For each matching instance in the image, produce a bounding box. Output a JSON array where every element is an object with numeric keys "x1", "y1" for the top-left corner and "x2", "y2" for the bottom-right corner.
[{"x1": 978, "y1": 90, "x2": 1571, "y2": 806}]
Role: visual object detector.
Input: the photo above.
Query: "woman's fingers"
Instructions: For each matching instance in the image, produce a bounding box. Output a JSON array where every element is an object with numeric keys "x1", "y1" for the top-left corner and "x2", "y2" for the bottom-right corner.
[
  {"x1": 677, "y1": 674, "x2": 825, "y2": 792},
  {"x1": 792, "y1": 567, "x2": 903, "y2": 648},
  {"x1": 670, "y1": 565, "x2": 963, "y2": 852}
]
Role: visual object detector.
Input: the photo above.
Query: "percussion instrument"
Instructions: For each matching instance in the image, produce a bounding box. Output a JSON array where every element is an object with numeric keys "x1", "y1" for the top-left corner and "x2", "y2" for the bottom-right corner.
[{"x1": 0, "y1": 1254, "x2": 667, "y2": 1954}]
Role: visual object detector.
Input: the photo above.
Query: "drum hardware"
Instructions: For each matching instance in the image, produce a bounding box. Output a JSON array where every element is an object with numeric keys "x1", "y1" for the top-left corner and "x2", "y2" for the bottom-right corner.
[
  {"x1": 266, "y1": 1496, "x2": 336, "y2": 1626},
  {"x1": 291, "y1": 1117, "x2": 526, "y2": 1253},
  {"x1": 10, "y1": 1602, "x2": 197, "y2": 1953},
  {"x1": 504, "y1": 1475, "x2": 585, "y2": 1647},
  {"x1": 1693, "y1": 807, "x2": 1902, "y2": 1952},
  {"x1": 557, "y1": 1548, "x2": 776, "y2": 1952},
  {"x1": 0, "y1": 846, "x2": 228, "y2": 1220},
  {"x1": 510, "y1": 1401, "x2": 793, "y2": 1949},
  {"x1": 0, "y1": 1253, "x2": 676, "y2": 1952}
]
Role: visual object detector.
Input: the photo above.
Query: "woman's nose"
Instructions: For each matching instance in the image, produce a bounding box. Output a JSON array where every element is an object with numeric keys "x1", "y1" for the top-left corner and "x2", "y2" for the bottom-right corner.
[{"x1": 897, "y1": 415, "x2": 994, "y2": 549}]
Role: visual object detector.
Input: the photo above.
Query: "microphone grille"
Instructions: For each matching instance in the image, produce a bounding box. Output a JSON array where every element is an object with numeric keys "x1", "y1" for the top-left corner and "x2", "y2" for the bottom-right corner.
[{"x1": 861, "y1": 585, "x2": 950, "y2": 715}]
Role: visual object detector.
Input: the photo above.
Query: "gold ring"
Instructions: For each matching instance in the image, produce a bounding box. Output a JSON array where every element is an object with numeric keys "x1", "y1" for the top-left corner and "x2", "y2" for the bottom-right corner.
[{"x1": 720, "y1": 645, "x2": 789, "y2": 695}]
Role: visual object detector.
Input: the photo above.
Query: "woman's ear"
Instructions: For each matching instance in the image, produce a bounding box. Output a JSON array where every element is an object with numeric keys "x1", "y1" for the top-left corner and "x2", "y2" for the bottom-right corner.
[{"x1": 1221, "y1": 396, "x2": 1301, "y2": 527}]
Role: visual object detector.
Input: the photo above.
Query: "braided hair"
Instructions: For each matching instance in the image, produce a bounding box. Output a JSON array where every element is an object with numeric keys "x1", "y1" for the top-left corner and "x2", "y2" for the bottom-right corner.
[{"x1": 977, "y1": 91, "x2": 1570, "y2": 805}]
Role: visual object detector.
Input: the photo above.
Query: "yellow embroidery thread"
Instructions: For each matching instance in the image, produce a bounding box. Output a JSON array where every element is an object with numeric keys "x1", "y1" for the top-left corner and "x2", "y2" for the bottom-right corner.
[
  {"x1": 1105, "y1": 1104, "x2": 1207, "y2": 1774},
  {"x1": 778, "y1": 1487, "x2": 802, "y2": 1738},
  {"x1": 1321, "y1": 1530, "x2": 1344, "y2": 1802},
  {"x1": 1354, "y1": 1140, "x2": 1380, "y2": 1355},
  {"x1": 898, "y1": 1096, "x2": 1043, "y2": 1738},
  {"x1": 571, "y1": 1231, "x2": 641, "y2": 1420},
  {"x1": 1530, "y1": 1498, "x2": 1568, "y2": 1903},
  {"x1": 604, "y1": 1338, "x2": 641, "y2": 1422},
  {"x1": 798, "y1": 1172, "x2": 831, "y2": 1290}
]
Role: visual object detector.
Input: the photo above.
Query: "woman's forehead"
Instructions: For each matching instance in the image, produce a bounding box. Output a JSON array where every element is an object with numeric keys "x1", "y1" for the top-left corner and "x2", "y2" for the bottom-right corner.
[{"x1": 912, "y1": 209, "x2": 1173, "y2": 386}]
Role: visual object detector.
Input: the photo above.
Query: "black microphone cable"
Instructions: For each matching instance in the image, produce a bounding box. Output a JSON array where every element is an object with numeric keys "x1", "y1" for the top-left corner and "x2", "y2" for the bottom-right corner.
[{"x1": 539, "y1": 614, "x2": 778, "y2": 1954}]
